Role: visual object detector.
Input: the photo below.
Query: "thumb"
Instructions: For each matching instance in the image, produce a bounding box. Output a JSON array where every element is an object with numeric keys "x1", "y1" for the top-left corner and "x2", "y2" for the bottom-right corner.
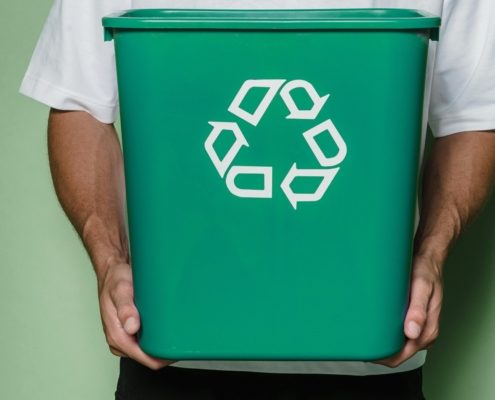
[
  {"x1": 404, "y1": 275, "x2": 432, "y2": 340},
  {"x1": 111, "y1": 280, "x2": 141, "y2": 336},
  {"x1": 123, "y1": 315, "x2": 140, "y2": 336}
]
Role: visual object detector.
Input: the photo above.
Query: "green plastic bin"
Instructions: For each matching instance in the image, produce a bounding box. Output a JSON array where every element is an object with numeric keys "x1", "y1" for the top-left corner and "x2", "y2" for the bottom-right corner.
[{"x1": 103, "y1": 9, "x2": 440, "y2": 360}]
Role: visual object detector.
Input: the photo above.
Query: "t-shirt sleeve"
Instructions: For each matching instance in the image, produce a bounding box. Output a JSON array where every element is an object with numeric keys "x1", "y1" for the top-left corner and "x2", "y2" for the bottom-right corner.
[
  {"x1": 19, "y1": 0, "x2": 130, "y2": 124},
  {"x1": 429, "y1": 0, "x2": 495, "y2": 137}
]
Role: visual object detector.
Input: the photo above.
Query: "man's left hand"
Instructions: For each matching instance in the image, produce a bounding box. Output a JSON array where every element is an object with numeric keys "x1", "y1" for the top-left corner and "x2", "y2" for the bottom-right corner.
[{"x1": 374, "y1": 254, "x2": 444, "y2": 368}]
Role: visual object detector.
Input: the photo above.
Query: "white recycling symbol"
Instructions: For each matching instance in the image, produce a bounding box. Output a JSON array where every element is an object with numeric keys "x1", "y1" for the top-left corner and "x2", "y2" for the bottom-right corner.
[{"x1": 204, "y1": 79, "x2": 347, "y2": 210}]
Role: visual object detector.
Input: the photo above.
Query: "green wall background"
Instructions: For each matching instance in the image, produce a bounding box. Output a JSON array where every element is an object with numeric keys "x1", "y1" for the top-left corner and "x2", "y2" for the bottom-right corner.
[{"x1": 1, "y1": 1, "x2": 494, "y2": 399}]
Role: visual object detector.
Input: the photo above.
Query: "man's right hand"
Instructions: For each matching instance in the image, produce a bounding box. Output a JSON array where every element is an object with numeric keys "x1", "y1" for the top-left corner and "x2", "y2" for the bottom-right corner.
[
  {"x1": 47, "y1": 109, "x2": 174, "y2": 371},
  {"x1": 97, "y1": 260, "x2": 174, "y2": 370}
]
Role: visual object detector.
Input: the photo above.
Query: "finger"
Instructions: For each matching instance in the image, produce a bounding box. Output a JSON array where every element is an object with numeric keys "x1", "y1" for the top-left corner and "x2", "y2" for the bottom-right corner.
[
  {"x1": 102, "y1": 298, "x2": 171, "y2": 370},
  {"x1": 109, "y1": 345, "x2": 127, "y2": 357},
  {"x1": 416, "y1": 283, "x2": 443, "y2": 349},
  {"x1": 373, "y1": 339, "x2": 421, "y2": 368},
  {"x1": 404, "y1": 274, "x2": 433, "y2": 340},
  {"x1": 374, "y1": 284, "x2": 442, "y2": 367},
  {"x1": 109, "y1": 278, "x2": 141, "y2": 336},
  {"x1": 119, "y1": 333, "x2": 172, "y2": 370}
]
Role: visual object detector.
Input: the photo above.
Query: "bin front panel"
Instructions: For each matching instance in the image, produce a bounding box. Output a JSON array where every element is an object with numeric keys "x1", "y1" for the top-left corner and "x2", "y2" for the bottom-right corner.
[{"x1": 114, "y1": 27, "x2": 429, "y2": 360}]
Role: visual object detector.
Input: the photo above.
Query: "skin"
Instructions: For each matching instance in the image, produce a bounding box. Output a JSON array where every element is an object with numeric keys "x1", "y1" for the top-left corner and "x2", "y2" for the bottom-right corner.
[
  {"x1": 47, "y1": 108, "x2": 495, "y2": 370},
  {"x1": 376, "y1": 128, "x2": 495, "y2": 367}
]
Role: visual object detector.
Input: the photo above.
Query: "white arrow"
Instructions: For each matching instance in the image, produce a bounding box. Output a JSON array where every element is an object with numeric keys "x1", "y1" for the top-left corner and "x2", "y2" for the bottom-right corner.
[
  {"x1": 204, "y1": 121, "x2": 249, "y2": 178},
  {"x1": 279, "y1": 80, "x2": 330, "y2": 120},
  {"x1": 228, "y1": 79, "x2": 286, "y2": 126},
  {"x1": 303, "y1": 119, "x2": 347, "y2": 167},
  {"x1": 280, "y1": 163, "x2": 339, "y2": 210},
  {"x1": 225, "y1": 166, "x2": 273, "y2": 198}
]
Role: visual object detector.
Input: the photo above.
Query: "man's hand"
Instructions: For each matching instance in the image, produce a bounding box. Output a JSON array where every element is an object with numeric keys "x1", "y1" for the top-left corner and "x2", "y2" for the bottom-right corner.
[
  {"x1": 375, "y1": 254, "x2": 443, "y2": 368},
  {"x1": 373, "y1": 131, "x2": 495, "y2": 368},
  {"x1": 97, "y1": 260, "x2": 173, "y2": 370},
  {"x1": 48, "y1": 109, "x2": 174, "y2": 370}
]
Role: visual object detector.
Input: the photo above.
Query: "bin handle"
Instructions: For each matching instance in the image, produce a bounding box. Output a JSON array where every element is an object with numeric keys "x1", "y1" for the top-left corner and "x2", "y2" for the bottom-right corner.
[
  {"x1": 430, "y1": 27, "x2": 439, "y2": 42},
  {"x1": 104, "y1": 27, "x2": 114, "y2": 42}
]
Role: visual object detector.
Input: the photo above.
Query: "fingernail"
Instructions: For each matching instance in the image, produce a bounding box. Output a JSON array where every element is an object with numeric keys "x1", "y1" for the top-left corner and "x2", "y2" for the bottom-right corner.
[
  {"x1": 407, "y1": 321, "x2": 421, "y2": 339},
  {"x1": 124, "y1": 317, "x2": 137, "y2": 335}
]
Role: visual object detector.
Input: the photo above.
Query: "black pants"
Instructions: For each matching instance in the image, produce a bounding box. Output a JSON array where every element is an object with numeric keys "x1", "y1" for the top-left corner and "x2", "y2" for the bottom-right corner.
[{"x1": 115, "y1": 358, "x2": 426, "y2": 400}]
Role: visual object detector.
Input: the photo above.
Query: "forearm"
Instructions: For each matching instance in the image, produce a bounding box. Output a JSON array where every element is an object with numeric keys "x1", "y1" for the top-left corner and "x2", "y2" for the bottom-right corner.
[
  {"x1": 414, "y1": 131, "x2": 495, "y2": 269},
  {"x1": 47, "y1": 109, "x2": 129, "y2": 283},
  {"x1": 48, "y1": 109, "x2": 171, "y2": 368},
  {"x1": 377, "y1": 130, "x2": 495, "y2": 367}
]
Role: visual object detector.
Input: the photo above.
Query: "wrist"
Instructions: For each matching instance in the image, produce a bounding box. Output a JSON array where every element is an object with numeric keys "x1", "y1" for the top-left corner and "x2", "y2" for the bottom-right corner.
[
  {"x1": 413, "y1": 236, "x2": 449, "y2": 273},
  {"x1": 82, "y1": 213, "x2": 129, "y2": 282},
  {"x1": 413, "y1": 203, "x2": 463, "y2": 269},
  {"x1": 414, "y1": 222, "x2": 457, "y2": 273}
]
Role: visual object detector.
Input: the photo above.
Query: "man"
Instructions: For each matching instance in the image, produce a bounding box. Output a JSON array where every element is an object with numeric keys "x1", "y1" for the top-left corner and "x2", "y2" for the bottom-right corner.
[{"x1": 20, "y1": 0, "x2": 495, "y2": 399}]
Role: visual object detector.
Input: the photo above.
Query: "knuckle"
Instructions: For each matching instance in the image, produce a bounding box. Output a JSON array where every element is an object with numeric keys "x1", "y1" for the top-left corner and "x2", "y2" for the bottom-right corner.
[
  {"x1": 432, "y1": 326, "x2": 440, "y2": 338},
  {"x1": 419, "y1": 331, "x2": 439, "y2": 349},
  {"x1": 117, "y1": 304, "x2": 136, "y2": 319},
  {"x1": 434, "y1": 291, "x2": 444, "y2": 307},
  {"x1": 106, "y1": 331, "x2": 119, "y2": 348},
  {"x1": 409, "y1": 308, "x2": 427, "y2": 323},
  {"x1": 428, "y1": 328, "x2": 440, "y2": 343},
  {"x1": 412, "y1": 273, "x2": 432, "y2": 287},
  {"x1": 109, "y1": 345, "x2": 127, "y2": 357},
  {"x1": 106, "y1": 337, "x2": 116, "y2": 349},
  {"x1": 109, "y1": 347, "x2": 120, "y2": 356},
  {"x1": 110, "y1": 280, "x2": 134, "y2": 306}
]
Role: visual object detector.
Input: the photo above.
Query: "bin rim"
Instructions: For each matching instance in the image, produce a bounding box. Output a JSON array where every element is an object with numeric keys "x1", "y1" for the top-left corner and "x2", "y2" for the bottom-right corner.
[{"x1": 103, "y1": 8, "x2": 440, "y2": 37}]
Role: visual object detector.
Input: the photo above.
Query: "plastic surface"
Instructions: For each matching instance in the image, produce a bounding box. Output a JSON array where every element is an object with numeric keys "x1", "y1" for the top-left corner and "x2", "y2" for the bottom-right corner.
[
  {"x1": 103, "y1": 9, "x2": 440, "y2": 39},
  {"x1": 104, "y1": 9, "x2": 439, "y2": 360}
]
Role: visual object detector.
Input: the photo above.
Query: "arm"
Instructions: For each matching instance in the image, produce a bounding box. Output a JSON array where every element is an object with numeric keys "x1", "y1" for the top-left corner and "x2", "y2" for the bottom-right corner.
[
  {"x1": 378, "y1": 130, "x2": 495, "y2": 367},
  {"x1": 48, "y1": 108, "x2": 172, "y2": 370}
]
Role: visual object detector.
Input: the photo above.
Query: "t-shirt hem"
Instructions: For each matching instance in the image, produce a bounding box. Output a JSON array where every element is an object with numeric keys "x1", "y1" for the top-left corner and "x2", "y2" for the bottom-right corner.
[{"x1": 166, "y1": 351, "x2": 427, "y2": 376}]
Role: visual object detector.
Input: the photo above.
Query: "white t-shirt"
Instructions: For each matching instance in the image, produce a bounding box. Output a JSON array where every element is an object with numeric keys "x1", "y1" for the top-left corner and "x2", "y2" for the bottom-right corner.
[{"x1": 20, "y1": 0, "x2": 495, "y2": 376}]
